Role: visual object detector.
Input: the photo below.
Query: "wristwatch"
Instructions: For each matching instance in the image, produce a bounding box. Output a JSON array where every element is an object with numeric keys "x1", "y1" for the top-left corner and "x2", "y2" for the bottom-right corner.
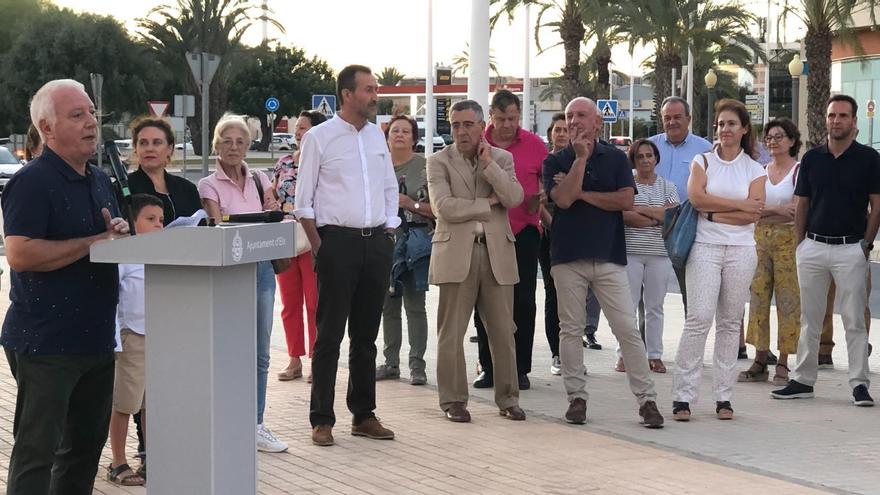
[
  {"x1": 707, "y1": 212, "x2": 714, "y2": 222},
  {"x1": 860, "y1": 239, "x2": 874, "y2": 251}
]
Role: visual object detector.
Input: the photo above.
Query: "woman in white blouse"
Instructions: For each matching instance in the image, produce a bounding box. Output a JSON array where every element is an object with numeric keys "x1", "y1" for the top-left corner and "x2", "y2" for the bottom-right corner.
[
  {"x1": 671, "y1": 99, "x2": 767, "y2": 421},
  {"x1": 740, "y1": 118, "x2": 802, "y2": 385}
]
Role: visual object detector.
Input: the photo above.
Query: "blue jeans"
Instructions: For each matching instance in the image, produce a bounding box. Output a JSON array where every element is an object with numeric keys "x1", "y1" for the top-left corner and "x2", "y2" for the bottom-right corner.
[{"x1": 256, "y1": 260, "x2": 276, "y2": 424}]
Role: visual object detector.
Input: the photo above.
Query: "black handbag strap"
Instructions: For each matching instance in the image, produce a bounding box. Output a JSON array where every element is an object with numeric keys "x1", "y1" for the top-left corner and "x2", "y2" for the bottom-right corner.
[{"x1": 252, "y1": 171, "x2": 264, "y2": 207}]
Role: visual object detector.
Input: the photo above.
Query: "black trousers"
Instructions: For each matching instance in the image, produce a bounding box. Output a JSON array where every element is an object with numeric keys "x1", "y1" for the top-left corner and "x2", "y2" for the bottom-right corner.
[
  {"x1": 475, "y1": 225, "x2": 540, "y2": 375},
  {"x1": 5, "y1": 350, "x2": 114, "y2": 495},
  {"x1": 309, "y1": 227, "x2": 393, "y2": 427}
]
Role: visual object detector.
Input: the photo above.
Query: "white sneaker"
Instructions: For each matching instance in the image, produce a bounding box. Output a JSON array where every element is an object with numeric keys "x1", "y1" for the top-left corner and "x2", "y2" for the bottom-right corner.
[
  {"x1": 257, "y1": 424, "x2": 288, "y2": 453},
  {"x1": 550, "y1": 355, "x2": 562, "y2": 376}
]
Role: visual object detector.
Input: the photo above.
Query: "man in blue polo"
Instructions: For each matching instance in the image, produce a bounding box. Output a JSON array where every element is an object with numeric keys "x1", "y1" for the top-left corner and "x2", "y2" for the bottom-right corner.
[
  {"x1": 649, "y1": 96, "x2": 712, "y2": 311},
  {"x1": 544, "y1": 97, "x2": 663, "y2": 428},
  {"x1": 2, "y1": 79, "x2": 129, "y2": 494}
]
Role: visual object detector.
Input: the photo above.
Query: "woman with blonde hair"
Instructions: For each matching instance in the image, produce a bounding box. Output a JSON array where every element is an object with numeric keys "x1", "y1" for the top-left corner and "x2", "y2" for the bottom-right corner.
[{"x1": 198, "y1": 114, "x2": 286, "y2": 453}]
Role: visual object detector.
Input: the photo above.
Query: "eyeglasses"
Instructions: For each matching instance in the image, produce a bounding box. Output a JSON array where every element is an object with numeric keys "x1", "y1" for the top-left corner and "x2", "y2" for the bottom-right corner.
[
  {"x1": 764, "y1": 134, "x2": 788, "y2": 143},
  {"x1": 220, "y1": 139, "x2": 248, "y2": 149}
]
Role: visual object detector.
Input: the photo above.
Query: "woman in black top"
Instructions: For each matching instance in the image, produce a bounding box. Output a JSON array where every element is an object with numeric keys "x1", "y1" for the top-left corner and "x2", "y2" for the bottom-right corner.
[{"x1": 127, "y1": 117, "x2": 201, "y2": 224}]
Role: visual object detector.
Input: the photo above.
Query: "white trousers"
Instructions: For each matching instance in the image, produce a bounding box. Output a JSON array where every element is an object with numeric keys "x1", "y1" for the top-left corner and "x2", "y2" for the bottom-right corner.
[
  {"x1": 624, "y1": 253, "x2": 673, "y2": 359},
  {"x1": 792, "y1": 238, "x2": 870, "y2": 389},
  {"x1": 672, "y1": 242, "x2": 757, "y2": 404}
]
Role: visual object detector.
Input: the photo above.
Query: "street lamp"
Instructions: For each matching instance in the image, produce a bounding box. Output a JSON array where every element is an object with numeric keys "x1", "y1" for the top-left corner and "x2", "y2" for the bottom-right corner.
[
  {"x1": 705, "y1": 69, "x2": 718, "y2": 142},
  {"x1": 788, "y1": 54, "x2": 804, "y2": 125}
]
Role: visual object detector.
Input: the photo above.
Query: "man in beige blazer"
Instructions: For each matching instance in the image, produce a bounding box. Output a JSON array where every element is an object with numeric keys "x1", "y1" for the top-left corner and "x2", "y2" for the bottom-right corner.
[{"x1": 427, "y1": 100, "x2": 526, "y2": 423}]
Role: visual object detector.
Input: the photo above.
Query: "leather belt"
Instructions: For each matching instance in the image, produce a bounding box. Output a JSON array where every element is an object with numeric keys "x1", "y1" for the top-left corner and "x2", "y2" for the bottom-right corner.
[
  {"x1": 319, "y1": 225, "x2": 384, "y2": 237},
  {"x1": 806, "y1": 232, "x2": 862, "y2": 245}
]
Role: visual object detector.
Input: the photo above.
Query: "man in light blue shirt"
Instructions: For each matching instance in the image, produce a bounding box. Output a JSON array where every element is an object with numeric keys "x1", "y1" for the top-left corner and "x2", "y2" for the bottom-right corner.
[
  {"x1": 649, "y1": 96, "x2": 712, "y2": 312},
  {"x1": 649, "y1": 97, "x2": 712, "y2": 203}
]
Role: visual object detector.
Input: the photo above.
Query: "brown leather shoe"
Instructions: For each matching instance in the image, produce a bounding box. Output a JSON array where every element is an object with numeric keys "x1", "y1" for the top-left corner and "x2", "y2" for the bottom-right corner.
[
  {"x1": 311, "y1": 425, "x2": 334, "y2": 446},
  {"x1": 351, "y1": 417, "x2": 395, "y2": 440},
  {"x1": 445, "y1": 402, "x2": 471, "y2": 422},
  {"x1": 498, "y1": 405, "x2": 526, "y2": 421},
  {"x1": 638, "y1": 400, "x2": 664, "y2": 428},
  {"x1": 565, "y1": 398, "x2": 587, "y2": 424},
  {"x1": 277, "y1": 366, "x2": 303, "y2": 381}
]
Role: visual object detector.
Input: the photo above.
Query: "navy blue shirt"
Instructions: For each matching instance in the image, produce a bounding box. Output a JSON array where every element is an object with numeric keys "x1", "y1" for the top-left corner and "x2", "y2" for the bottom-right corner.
[
  {"x1": 543, "y1": 141, "x2": 635, "y2": 266},
  {"x1": 795, "y1": 140, "x2": 880, "y2": 237},
  {"x1": 1, "y1": 146, "x2": 120, "y2": 354}
]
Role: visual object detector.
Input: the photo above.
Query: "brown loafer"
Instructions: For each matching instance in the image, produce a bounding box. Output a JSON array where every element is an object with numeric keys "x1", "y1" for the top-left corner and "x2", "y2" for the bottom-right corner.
[
  {"x1": 277, "y1": 366, "x2": 303, "y2": 381},
  {"x1": 351, "y1": 417, "x2": 395, "y2": 440},
  {"x1": 499, "y1": 405, "x2": 526, "y2": 421},
  {"x1": 445, "y1": 402, "x2": 471, "y2": 423},
  {"x1": 649, "y1": 359, "x2": 667, "y2": 374},
  {"x1": 565, "y1": 398, "x2": 587, "y2": 424},
  {"x1": 311, "y1": 425, "x2": 334, "y2": 446}
]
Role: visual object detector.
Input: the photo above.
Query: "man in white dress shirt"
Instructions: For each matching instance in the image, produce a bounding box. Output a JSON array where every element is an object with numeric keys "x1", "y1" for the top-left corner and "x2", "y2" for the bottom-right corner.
[{"x1": 295, "y1": 65, "x2": 400, "y2": 446}]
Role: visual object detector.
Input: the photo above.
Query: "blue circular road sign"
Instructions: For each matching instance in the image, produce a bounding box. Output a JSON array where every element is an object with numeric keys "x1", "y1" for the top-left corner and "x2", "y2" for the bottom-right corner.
[{"x1": 265, "y1": 97, "x2": 280, "y2": 112}]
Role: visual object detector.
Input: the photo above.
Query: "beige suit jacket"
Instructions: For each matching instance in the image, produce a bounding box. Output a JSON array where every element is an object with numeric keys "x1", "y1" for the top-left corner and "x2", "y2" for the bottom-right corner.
[{"x1": 427, "y1": 144, "x2": 524, "y2": 285}]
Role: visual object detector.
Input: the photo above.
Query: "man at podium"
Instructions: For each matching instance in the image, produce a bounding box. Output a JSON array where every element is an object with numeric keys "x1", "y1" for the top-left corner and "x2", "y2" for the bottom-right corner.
[{"x1": 1, "y1": 79, "x2": 129, "y2": 494}]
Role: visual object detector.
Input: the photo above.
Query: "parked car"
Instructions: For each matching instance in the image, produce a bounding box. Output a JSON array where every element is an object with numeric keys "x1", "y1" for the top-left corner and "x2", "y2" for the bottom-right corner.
[
  {"x1": 416, "y1": 122, "x2": 445, "y2": 153},
  {"x1": 175, "y1": 141, "x2": 195, "y2": 154},
  {"x1": 111, "y1": 139, "x2": 133, "y2": 161},
  {"x1": 0, "y1": 147, "x2": 24, "y2": 193},
  {"x1": 608, "y1": 136, "x2": 632, "y2": 152},
  {"x1": 272, "y1": 133, "x2": 295, "y2": 150}
]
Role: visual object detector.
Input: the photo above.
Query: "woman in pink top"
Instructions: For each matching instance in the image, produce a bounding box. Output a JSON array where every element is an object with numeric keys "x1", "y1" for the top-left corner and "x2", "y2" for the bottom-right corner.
[
  {"x1": 274, "y1": 111, "x2": 326, "y2": 383},
  {"x1": 197, "y1": 114, "x2": 287, "y2": 453}
]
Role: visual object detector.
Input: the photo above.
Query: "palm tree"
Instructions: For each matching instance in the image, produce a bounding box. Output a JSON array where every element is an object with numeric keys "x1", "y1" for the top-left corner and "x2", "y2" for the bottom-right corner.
[
  {"x1": 450, "y1": 43, "x2": 502, "y2": 83},
  {"x1": 376, "y1": 67, "x2": 405, "y2": 86},
  {"x1": 139, "y1": 0, "x2": 283, "y2": 155},
  {"x1": 612, "y1": 0, "x2": 762, "y2": 113},
  {"x1": 491, "y1": 0, "x2": 587, "y2": 102},
  {"x1": 781, "y1": 0, "x2": 878, "y2": 146}
]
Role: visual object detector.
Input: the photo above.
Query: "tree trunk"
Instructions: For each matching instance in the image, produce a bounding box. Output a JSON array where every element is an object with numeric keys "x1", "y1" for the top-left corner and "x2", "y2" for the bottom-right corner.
[
  {"x1": 559, "y1": 0, "x2": 586, "y2": 103},
  {"x1": 595, "y1": 49, "x2": 612, "y2": 101},
  {"x1": 804, "y1": 26, "x2": 831, "y2": 148},
  {"x1": 654, "y1": 51, "x2": 682, "y2": 132}
]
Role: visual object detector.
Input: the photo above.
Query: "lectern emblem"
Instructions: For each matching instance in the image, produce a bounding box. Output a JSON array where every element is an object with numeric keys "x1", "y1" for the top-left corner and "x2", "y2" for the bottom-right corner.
[{"x1": 232, "y1": 230, "x2": 243, "y2": 262}]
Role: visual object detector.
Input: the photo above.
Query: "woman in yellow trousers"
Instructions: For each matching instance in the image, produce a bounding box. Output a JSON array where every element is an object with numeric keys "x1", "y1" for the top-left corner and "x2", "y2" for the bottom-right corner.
[{"x1": 741, "y1": 118, "x2": 802, "y2": 385}]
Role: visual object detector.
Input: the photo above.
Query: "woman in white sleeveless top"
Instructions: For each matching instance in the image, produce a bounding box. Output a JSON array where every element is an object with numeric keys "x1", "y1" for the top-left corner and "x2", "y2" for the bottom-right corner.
[
  {"x1": 739, "y1": 118, "x2": 802, "y2": 386},
  {"x1": 671, "y1": 99, "x2": 767, "y2": 421}
]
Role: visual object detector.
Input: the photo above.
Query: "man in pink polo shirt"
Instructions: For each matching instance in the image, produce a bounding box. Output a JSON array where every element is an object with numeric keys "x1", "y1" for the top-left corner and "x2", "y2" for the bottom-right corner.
[{"x1": 472, "y1": 90, "x2": 548, "y2": 390}]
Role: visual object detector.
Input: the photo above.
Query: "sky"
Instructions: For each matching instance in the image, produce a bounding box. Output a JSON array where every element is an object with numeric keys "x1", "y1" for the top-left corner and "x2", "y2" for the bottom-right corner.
[{"x1": 51, "y1": 0, "x2": 803, "y2": 79}]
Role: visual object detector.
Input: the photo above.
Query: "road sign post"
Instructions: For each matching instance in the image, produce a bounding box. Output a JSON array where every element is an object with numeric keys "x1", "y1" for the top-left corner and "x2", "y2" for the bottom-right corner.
[
  {"x1": 187, "y1": 52, "x2": 220, "y2": 178},
  {"x1": 267, "y1": 112, "x2": 276, "y2": 161},
  {"x1": 89, "y1": 73, "x2": 103, "y2": 171},
  {"x1": 174, "y1": 95, "x2": 196, "y2": 177},
  {"x1": 265, "y1": 97, "x2": 279, "y2": 160},
  {"x1": 597, "y1": 99, "x2": 618, "y2": 140}
]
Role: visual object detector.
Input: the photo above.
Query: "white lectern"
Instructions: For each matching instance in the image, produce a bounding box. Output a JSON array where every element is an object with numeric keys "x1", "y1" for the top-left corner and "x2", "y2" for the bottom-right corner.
[{"x1": 91, "y1": 222, "x2": 295, "y2": 495}]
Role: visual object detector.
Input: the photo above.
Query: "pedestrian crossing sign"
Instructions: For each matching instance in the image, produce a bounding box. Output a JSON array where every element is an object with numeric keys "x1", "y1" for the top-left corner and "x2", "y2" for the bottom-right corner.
[
  {"x1": 597, "y1": 99, "x2": 619, "y2": 123},
  {"x1": 311, "y1": 94, "x2": 336, "y2": 116}
]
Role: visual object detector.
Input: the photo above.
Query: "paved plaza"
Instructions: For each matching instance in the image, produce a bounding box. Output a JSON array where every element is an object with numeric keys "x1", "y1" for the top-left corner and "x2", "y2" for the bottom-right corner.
[{"x1": 0, "y1": 254, "x2": 877, "y2": 494}]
